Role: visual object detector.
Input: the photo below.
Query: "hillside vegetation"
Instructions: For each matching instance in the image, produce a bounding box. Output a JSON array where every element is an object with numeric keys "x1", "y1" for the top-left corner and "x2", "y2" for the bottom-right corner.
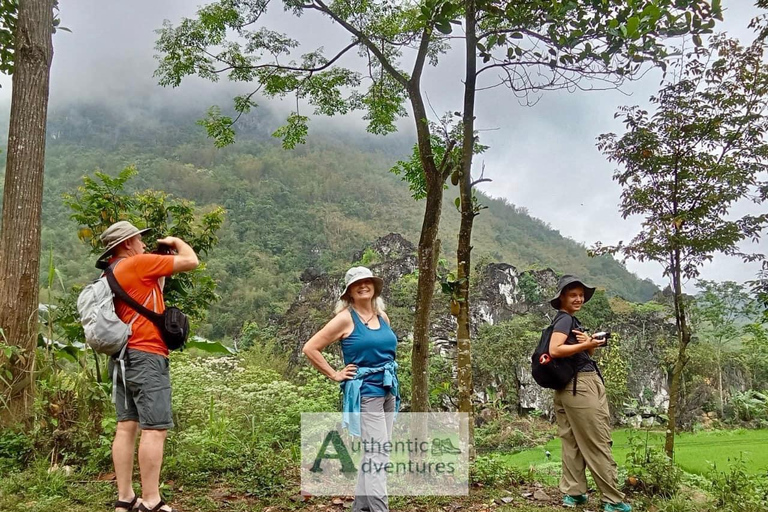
[{"x1": 2, "y1": 101, "x2": 657, "y2": 338}]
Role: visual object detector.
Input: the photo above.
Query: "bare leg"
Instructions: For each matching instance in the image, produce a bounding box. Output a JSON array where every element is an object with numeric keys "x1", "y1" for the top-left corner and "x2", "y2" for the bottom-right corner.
[
  {"x1": 113, "y1": 421, "x2": 139, "y2": 510},
  {"x1": 138, "y1": 429, "x2": 169, "y2": 510}
]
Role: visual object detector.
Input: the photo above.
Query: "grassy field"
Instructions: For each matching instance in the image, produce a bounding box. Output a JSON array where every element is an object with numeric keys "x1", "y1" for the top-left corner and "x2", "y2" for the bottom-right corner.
[{"x1": 498, "y1": 428, "x2": 768, "y2": 476}]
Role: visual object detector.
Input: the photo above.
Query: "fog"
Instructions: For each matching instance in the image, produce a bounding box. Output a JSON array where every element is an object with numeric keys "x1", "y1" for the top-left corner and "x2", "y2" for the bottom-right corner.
[{"x1": 0, "y1": 0, "x2": 765, "y2": 290}]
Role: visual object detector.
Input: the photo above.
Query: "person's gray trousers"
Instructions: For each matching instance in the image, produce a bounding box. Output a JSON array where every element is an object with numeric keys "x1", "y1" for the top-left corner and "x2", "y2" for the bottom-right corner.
[{"x1": 353, "y1": 394, "x2": 396, "y2": 512}]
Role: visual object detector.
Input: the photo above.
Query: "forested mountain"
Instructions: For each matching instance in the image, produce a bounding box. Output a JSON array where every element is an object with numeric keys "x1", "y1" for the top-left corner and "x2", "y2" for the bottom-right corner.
[{"x1": 1, "y1": 100, "x2": 657, "y2": 339}]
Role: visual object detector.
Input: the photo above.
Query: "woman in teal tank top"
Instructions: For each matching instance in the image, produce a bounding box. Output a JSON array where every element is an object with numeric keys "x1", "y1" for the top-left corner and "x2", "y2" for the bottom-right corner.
[{"x1": 303, "y1": 266, "x2": 399, "y2": 512}]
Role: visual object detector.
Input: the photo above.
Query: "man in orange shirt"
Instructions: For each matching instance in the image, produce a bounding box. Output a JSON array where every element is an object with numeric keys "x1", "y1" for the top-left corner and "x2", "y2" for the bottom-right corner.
[{"x1": 97, "y1": 221, "x2": 199, "y2": 512}]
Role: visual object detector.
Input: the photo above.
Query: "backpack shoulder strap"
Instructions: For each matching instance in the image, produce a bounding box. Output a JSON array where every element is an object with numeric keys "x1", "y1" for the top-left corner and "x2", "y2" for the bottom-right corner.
[
  {"x1": 550, "y1": 310, "x2": 572, "y2": 328},
  {"x1": 105, "y1": 266, "x2": 162, "y2": 324}
]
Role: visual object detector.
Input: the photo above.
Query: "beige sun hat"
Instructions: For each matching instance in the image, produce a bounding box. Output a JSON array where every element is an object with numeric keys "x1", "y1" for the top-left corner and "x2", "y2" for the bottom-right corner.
[
  {"x1": 96, "y1": 221, "x2": 151, "y2": 262},
  {"x1": 340, "y1": 266, "x2": 383, "y2": 299}
]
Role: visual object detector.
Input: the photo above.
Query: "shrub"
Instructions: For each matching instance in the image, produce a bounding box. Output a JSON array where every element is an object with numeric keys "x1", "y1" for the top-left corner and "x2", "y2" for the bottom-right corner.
[
  {"x1": 470, "y1": 454, "x2": 526, "y2": 487},
  {"x1": 475, "y1": 413, "x2": 555, "y2": 453},
  {"x1": 707, "y1": 457, "x2": 768, "y2": 512},
  {"x1": 164, "y1": 350, "x2": 341, "y2": 494},
  {"x1": 727, "y1": 390, "x2": 768, "y2": 423},
  {"x1": 624, "y1": 430, "x2": 681, "y2": 497},
  {"x1": 30, "y1": 358, "x2": 112, "y2": 467},
  {"x1": 0, "y1": 429, "x2": 34, "y2": 472},
  {"x1": 164, "y1": 422, "x2": 293, "y2": 495}
]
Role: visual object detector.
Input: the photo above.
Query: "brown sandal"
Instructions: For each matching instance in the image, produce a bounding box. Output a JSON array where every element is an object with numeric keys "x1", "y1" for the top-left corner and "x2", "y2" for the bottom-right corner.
[
  {"x1": 138, "y1": 500, "x2": 179, "y2": 512},
  {"x1": 114, "y1": 495, "x2": 139, "y2": 512}
]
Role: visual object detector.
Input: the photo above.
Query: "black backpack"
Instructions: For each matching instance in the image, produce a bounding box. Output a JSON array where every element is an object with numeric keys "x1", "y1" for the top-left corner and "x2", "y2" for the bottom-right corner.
[
  {"x1": 105, "y1": 266, "x2": 189, "y2": 351},
  {"x1": 531, "y1": 312, "x2": 578, "y2": 393}
]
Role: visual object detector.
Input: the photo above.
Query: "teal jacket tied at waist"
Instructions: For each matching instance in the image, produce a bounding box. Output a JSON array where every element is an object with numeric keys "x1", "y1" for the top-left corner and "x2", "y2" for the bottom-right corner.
[{"x1": 341, "y1": 361, "x2": 400, "y2": 437}]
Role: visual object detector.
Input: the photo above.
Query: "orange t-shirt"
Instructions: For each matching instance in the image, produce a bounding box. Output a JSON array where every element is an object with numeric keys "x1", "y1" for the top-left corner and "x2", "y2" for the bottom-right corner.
[{"x1": 109, "y1": 254, "x2": 175, "y2": 357}]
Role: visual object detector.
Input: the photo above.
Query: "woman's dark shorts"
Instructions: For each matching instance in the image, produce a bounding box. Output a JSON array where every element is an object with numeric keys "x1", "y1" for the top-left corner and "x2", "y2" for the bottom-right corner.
[{"x1": 109, "y1": 349, "x2": 174, "y2": 430}]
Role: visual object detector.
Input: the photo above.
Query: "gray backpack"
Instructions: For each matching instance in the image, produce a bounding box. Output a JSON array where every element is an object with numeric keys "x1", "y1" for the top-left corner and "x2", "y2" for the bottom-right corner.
[
  {"x1": 77, "y1": 260, "x2": 133, "y2": 356},
  {"x1": 77, "y1": 260, "x2": 152, "y2": 406}
]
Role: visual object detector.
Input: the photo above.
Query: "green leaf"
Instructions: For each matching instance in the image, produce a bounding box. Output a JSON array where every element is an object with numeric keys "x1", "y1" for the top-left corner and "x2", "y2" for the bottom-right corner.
[
  {"x1": 454, "y1": 197, "x2": 461, "y2": 209},
  {"x1": 693, "y1": 34, "x2": 702, "y2": 47},
  {"x1": 436, "y1": 22, "x2": 452, "y2": 35},
  {"x1": 626, "y1": 16, "x2": 639, "y2": 38},
  {"x1": 55, "y1": 269, "x2": 65, "y2": 291},
  {"x1": 185, "y1": 337, "x2": 235, "y2": 354},
  {"x1": 272, "y1": 112, "x2": 309, "y2": 149}
]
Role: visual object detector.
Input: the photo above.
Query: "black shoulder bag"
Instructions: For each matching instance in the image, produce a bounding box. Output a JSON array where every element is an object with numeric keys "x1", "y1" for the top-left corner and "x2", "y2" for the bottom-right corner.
[{"x1": 105, "y1": 267, "x2": 189, "y2": 351}]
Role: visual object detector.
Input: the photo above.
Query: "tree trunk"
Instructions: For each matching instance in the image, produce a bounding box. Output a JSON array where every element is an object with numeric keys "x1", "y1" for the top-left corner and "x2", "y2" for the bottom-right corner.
[
  {"x1": 455, "y1": 0, "x2": 477, "y2": 460},
  {"x1": 0, "y1": 0, "x2": 54, "y2": 425},
  {"x1": 717, "y1": 351, "x2": 724, "y2": 418},
  {"x1": 664, "y1": 251, "x2": 691, "y2": 458},
  {"x1": 409, "y1": 81, "x2": 444, "y2": 413}
]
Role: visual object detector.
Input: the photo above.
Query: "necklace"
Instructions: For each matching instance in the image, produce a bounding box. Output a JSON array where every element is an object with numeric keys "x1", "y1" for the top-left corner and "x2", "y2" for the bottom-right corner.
[{"x1": 354, "y1": 308, "x2": 376, "y2": 326}]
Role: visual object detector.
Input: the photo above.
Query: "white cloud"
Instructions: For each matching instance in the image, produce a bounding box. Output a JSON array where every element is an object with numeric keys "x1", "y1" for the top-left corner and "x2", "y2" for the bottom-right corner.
[{"x1": 0, "y1": 0, "x2": 764, "y2": 291}]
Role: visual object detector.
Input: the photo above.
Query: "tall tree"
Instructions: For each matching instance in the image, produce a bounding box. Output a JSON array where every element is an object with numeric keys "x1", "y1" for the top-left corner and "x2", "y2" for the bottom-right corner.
[
  {"x1": 594, "y1": 36, "x2": 768, "y2": 457},
  {"x1": 0, "y1": 0, "x2": 54, "y2": 424},
  {"x1": 692, "y1": 280, "x2": 758, "y2": 417},
  {"x1": 155, "y1": 0, "x2": 718, "y2": 412},
  {"x1": 442, "y1": 0, "x2": 717, "y2": 450}
]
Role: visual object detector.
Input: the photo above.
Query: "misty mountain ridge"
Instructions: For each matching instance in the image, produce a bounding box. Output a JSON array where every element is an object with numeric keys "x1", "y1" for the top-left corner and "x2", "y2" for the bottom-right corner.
[{"x1": 0, "y1": 100, "x2": 657, "y2": 338}]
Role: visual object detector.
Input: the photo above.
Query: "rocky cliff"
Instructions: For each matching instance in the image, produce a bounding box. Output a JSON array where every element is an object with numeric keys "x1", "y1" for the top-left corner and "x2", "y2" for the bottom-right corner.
[{"x1": 275, "y1": 233, "x2": 670, "y2": 416}]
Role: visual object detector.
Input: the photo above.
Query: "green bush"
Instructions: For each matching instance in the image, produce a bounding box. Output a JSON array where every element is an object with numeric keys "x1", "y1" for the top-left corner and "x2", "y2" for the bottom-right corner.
[
  {"x1": 29, "y1": 355, "x2": 112, "y2": 468},
  {"x1": 470, "y1": 454, "x2": 527, "y2": 487},
  {"x1": 475, "y1": 413, "x2": 555, "y2": 453},
  {"x1": 475, "y1": 417, "x2": 528, "y2": 453},
  {"x1": 473, "y1": 316, "x2": 546, "y2": 407},
  {"x1": 0, "y1": 429, "x2": 34, "y2": 472},
  {"x1": 707, "y1": 456, "x2": 768, "y2": 512},
  {"x1": 163, "y1": 350, "x2": 340, "y2": 493},
  {"x1": 164, "y1": 422, "x2": 293, "y2": 495},
  {"x1": 727, "y1": 390, "x2": 768, "y2": 423},
  {"x1": 624, "y1": 430, "x2": 681, "y2": 497}
]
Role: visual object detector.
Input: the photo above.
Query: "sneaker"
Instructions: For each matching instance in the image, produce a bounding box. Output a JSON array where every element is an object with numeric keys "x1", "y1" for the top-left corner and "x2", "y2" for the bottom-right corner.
[
  {"x1": 603, "y1": 503, "x2": 632, "y2": 512},
  {"x1": 562, "y1": 494, "x2": 588, "y2": 507}
]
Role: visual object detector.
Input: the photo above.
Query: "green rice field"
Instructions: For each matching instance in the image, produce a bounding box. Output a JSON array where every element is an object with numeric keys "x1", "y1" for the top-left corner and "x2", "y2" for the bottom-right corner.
[{"x1": 499, "y1": 429, "x2": 768, "y2": 475}]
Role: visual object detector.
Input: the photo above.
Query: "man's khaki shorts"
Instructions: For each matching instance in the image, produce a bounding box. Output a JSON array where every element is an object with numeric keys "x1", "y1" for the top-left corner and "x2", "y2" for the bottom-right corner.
[{"x1": 110, "y1": 349, "x2": 174, "y2": 430}]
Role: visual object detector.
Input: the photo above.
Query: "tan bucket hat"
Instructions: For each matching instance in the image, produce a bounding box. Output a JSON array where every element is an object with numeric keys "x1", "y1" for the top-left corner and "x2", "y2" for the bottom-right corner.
[
  {"x1": 341, "y1": 266, "x2": 383, "y2": 299},
  {"x1": 96, "y1": 221, "x2": 150, "y2": 262}
]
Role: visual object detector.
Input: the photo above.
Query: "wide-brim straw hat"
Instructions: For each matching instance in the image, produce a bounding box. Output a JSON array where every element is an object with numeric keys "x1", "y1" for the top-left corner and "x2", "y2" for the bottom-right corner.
[
  {"x1": 96, "y1": 220, "x2": 151, "y2": 263},
  {"x1": 549, "y1": 274, "x2": 596, "y2": 309},
  {"x1": 341, "y1": 266, "x2": 383, "y2": 299}
]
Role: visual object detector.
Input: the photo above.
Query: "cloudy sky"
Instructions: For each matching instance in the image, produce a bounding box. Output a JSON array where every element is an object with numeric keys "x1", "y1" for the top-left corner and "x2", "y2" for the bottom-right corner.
[{"x1": 1, "y1": 1, "x2": 765, "y2": 290}]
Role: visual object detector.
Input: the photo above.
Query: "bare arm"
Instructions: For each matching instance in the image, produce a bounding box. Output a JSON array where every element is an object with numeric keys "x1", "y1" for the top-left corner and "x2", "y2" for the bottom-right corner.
[
  {"x1": 302, "y1": 311, "x2": 357, "y2": 382},
  {"x1": 157, "y1": 236, "x2": 199, "y2": 273},
  {"x1": 549, "y1": 330, "x2": 604, "y2": 358}
]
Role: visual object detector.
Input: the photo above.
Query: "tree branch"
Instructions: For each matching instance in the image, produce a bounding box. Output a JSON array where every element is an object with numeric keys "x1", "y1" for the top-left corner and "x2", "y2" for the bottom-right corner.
[
  {"x1": 470, "y1": 177, "x2": 492, "y2": 188},
  {"x1": 411, "y1": 25, "x2": 432, "y2": 85},
  {"x1": 438, "y1": 139, "x2": 457, "y2": 178},
  {"x1": 308, "y1": 0, "x2": 409, "y2": 88},
  {"x1": 206, "y1": 39, "x2": 360, "y2": 75}
]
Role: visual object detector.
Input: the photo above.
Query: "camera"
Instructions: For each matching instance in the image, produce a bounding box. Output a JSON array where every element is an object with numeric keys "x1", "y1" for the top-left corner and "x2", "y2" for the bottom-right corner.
[
  {"x1": 153, "y1": 243, "x2": 175, "y2": 255},
  {"x1": 593, "y1": 331, "x2": 611, "y2": 347}
]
